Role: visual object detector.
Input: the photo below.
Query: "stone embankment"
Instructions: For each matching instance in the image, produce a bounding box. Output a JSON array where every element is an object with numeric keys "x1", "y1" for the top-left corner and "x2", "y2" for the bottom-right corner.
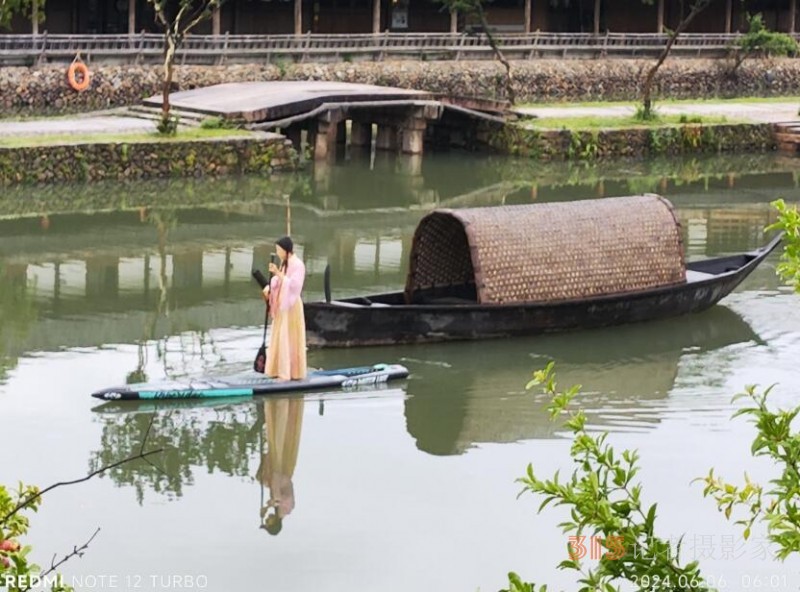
[
  {"x1": 2, "y1": 59, "x2": 800, "y2": 116},
  {"x1": 0, "y1": 134, "x2": 297, "y2": 185}
]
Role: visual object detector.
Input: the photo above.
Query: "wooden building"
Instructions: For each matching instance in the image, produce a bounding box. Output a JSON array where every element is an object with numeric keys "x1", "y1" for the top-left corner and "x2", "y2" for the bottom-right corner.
[{"x1": 5, "y1": 0, "x2": 798, "y2": 36}]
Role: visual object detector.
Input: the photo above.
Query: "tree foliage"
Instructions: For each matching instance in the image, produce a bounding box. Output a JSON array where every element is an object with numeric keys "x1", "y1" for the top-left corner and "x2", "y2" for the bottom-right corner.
[
  {"x1": 731, "y1": 13, "x2": 799, "y2": 71},
  {"x1": 506, "y1": 362, "x2": 710, "y2": 592},
  {"x1": 0, "y1": 0, "x2": 44, "y2": 31}
]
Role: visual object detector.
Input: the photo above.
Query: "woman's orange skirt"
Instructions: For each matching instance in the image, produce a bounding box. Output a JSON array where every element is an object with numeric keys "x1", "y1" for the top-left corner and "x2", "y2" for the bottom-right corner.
[{"x1": 265, "y1": 298, "x2": 307, "y2": 381}]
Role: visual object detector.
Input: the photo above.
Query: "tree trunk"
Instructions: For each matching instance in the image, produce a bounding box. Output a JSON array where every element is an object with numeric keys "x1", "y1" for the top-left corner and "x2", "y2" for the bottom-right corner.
[
  {"x1": 791, "y1": 0, "x2": 797, "y2": 34},
  {"x1": 476, "y1": 5, "x2": 516, "y2": 105},
  {"x1": 161, "y1": 33, "x2": 176, "y2": 129},
  {"x1": 450, "y1": 9, "x2": 458, "y2": 33},
  {"x1": 642, "y1": 0, "x2": 710, "y2": 118},
  {"x1": 657, "y1": 0, "x2": 664, "y2": 32}
]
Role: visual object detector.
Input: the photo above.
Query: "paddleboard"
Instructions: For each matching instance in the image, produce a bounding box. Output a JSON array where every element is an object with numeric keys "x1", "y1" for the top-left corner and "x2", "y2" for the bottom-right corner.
[{"x1": 91, "y1": 363, "x2": 409, "y2": 401}]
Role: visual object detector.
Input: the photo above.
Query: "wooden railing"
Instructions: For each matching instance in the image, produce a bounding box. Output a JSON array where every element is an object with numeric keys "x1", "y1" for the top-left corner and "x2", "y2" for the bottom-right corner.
[{"x1": 1, "y1": 31, "x2": 798, "y2": 65}]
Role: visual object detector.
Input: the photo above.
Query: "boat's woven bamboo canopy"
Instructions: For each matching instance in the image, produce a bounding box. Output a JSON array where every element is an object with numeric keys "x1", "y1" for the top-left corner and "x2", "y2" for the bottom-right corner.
[{"x1": 404, "y1": 194, "x2": 686, "y2": 304}]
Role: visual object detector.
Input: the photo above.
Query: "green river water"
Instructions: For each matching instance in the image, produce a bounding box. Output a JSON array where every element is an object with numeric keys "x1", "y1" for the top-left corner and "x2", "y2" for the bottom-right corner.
[{"x1": 1, "y1": 151, "x2": 800, "y2": 592}]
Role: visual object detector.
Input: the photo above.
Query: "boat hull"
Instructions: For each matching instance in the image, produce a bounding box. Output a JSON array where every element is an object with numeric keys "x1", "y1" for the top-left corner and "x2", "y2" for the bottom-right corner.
[{"x1": 305, "y1": 239, "x2": 779, "y2": 348}]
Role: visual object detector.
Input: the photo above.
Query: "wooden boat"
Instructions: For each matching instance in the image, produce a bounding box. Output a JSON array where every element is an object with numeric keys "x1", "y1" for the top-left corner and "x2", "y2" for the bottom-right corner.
[{"x1": 304, "y1": 194, "x2": 782, "y2": 347}]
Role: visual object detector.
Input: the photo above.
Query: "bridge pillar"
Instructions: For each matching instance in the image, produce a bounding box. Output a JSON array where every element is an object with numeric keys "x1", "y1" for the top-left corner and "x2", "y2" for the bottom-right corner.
[
  {"x1": 285, "y1": 126, "x2": 302, "y2": 151},
  {"x1": 350, "y1": 121, "x2": 372, "y2": 147},
  {"x1": 314, "y1": 120, "x2": 336, "y2": 160},
  {"x1": 400, "y1": 117, "x2": 427, "y2": 154},
  {"x1": 313, "y1": 109, "x2": 345, "y2": 161},
  {"x1": 375, "y1": 125, "x2": 398, "y2": 151}
]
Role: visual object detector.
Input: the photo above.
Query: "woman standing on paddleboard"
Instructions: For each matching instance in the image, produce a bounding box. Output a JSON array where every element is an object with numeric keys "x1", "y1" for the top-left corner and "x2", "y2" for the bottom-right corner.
[{"x1": 261, "y1": 236, "x2": 308, "y2": 381}]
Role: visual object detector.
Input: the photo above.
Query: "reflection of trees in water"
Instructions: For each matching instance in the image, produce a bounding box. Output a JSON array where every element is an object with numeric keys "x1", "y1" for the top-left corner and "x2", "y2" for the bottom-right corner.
[
  {"x1": 128, "y1": 209, "x2": 227, "y2": 384},
  {"x1": 90, "y1": 397, "x2": 306, "y2": 533},
  {"x1": 0, "y1": 263, "x2": 37, "y2": 383},
  {"x1": 89, "y1": 406, "x2": 259, "y2": 504}
]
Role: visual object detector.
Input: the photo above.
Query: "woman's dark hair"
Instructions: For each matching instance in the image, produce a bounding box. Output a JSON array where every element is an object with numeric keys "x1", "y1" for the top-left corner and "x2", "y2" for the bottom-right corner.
[{"x1": 276, "y1": 236, "x2": 293, "y2": 273}]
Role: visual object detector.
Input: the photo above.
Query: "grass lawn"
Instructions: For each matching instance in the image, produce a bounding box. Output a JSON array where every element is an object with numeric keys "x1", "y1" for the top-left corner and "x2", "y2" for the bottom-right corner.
[
  {"x1": 524, "y1": 114, "x2": 749, "y2": 130},
  {"x1": 0, "y1": 128, "x2": 253, "y2": 148},
  {"x1": 518, "y1": 97, "x2": 800, "y2": 109}
]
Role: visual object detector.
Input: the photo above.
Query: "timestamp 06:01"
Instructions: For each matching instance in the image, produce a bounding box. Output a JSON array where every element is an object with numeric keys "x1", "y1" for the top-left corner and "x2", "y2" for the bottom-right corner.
[{"x1": 631, "y1": 574, "x2": 790, "y2": 589}]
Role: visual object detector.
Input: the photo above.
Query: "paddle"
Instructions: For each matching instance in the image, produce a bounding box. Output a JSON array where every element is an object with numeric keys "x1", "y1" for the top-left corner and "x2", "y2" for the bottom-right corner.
[{"x1": 251, "y1": 260, "x2": 276, "y2": 373}]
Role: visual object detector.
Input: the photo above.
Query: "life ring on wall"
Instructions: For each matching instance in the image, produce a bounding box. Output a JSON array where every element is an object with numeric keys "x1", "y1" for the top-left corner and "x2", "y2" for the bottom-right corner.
[{"x1": 67, "y1": 61, "x2": 91, "y2": 92}]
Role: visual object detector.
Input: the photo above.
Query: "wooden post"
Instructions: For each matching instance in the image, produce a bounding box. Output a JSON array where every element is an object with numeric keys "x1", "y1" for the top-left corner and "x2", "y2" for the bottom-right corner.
[
  {"x1": 294, "y1": 0, "x2": 302, "y2": 35},
  {"x1": 593, "y1": 0, "x2": 600, "y2": 34},
  {"x1": 790, "y1": 0, "x2": 797, "y2": 33},
  {"x1": 128, "y1": 0, "x2": 136, "y2": 35},
  {"x1": 31, "y1": 0, "x2": 39, "y2": 35},
  {"x1": 524, "y1": 0, "x2": 531, "y2": 33},
  {"x1": 657, "y1": 0, "x2": 664, "y2": 32},
  {"x1": 212, "y1": 5, "x2": 221, "y2": 35},
  {"x1": 724, "y1": 0, "x2": 732, "y2": 33},
  {"x1": 450, "y1": 9, "x2": 458, "y2": 33},
  {"x1": 373, "y1": 0, "x2": 381, "y2": 33}
]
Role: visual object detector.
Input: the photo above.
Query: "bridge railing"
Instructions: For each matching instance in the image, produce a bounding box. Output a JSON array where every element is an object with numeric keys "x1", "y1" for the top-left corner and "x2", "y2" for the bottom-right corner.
[{"x1": 1, "y1": 31, "x2": 798, "y2": 65}]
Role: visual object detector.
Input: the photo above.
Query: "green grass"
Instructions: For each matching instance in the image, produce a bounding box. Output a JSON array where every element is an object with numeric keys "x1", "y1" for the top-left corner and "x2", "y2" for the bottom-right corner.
[
  {"x1": 525, "y1": 113, "x2": 750, "y2": 130},
  {"x1": 518, "y1": 96, "x2": 800, "y2": 109},
  {"x1": 0, "y1": 128, "x2": 252, "y2": 148}
]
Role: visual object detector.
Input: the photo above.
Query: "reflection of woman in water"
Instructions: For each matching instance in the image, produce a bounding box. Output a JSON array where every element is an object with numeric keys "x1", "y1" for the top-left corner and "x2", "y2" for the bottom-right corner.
[{"x1": 256, "y1": 397, "x2": 304, "y2": 535}]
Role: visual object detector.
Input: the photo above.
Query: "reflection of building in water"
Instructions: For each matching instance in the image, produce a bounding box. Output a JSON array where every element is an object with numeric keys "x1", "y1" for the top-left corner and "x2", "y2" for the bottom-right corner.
[
  {"x1": 0, "y1": 179, "x2": 790, "y2": 358},
  {"x1": 404, "y1": 306, "x2": 761, "y2": 456}
]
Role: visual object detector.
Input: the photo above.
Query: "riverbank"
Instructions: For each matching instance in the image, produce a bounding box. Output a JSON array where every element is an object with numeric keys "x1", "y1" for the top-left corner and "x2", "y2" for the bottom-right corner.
[
  {"x1": 0, "y1": 130, "x2": 298, "y2": 184},
  {"x1": 3, "y1": 59, "x2": 800, "y2": 117}
]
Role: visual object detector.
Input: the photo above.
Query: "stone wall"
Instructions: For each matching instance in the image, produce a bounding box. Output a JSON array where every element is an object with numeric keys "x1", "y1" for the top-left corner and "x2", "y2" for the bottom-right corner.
[
  {"x1": 0, "y1": 133, "x2": 297, "y2": 185},
  {"x1": 478, "y1": 122, "x2": 777, "y2": 159},
  {"x1": 2, "y1": 59, "x2": 800, "y2": 116}
]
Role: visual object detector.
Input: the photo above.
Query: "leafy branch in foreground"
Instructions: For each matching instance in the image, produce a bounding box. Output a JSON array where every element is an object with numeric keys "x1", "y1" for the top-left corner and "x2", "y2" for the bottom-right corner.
[
  {"x1": 696, "y1": 385, "x2": 800, "y2": 561},
  {"x1": 766, "y1": 198, "x2": 800, "y2": 292},
  {"x1": 502, "y1": 362, "x2": 711, "y2": 592},
  {"x1": 1, "y1": 420, "x2": 163, "y2": 592}
]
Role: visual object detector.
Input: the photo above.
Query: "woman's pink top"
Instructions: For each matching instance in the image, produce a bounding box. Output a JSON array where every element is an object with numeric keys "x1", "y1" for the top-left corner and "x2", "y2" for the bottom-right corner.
[{"x1": 267, "y1": 256, "x2": 306, "y2": 312}]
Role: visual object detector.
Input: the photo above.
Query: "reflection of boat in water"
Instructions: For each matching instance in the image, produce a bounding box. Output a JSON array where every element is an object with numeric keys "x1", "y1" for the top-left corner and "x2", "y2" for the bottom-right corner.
[{"x1": 402, "y1": 305, "x2": 762, "y2": 456}]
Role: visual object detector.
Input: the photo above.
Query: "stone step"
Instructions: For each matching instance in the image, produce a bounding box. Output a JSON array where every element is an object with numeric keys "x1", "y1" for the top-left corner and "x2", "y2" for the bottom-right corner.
[{"x1": 128, "y1": 104, "x2": 209, "y2": 121}]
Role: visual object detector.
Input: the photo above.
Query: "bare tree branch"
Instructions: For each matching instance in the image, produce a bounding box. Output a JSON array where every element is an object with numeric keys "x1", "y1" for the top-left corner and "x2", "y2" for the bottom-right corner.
[
  {"x1": 20, "y1": 529, "x2": 102, "y2": 592},
  {"x1": 1, "y1": 447, "x2": 163, "y2": 526}
]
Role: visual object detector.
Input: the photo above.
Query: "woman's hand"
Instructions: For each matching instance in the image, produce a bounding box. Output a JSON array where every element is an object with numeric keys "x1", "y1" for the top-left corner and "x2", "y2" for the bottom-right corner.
[
  {"x1": 268, "y1": 262, "x2": 281, "y2": 276},
  {"x1": 261, "y1": 286, "x2": 270, "y2": 303}
]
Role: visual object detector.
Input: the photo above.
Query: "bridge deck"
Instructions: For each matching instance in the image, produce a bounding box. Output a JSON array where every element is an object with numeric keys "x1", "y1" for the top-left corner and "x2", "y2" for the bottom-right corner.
[{"x1": 144, "y1": 81, "x2": 434, "y2": 123}]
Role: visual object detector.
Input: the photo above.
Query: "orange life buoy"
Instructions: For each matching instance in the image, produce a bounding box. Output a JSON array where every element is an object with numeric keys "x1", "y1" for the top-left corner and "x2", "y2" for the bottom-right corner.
[{"x1": 67, "y1": 61, "x2": 91, "y2": 92}]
